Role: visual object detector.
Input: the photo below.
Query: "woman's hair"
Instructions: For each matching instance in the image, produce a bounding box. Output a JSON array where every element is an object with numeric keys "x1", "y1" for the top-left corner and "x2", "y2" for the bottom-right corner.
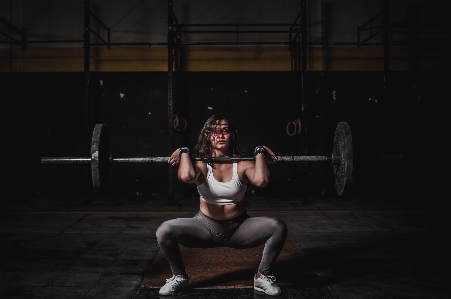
[{"x1": 194, "y1": 114, "x2": 245, "y2": 165}]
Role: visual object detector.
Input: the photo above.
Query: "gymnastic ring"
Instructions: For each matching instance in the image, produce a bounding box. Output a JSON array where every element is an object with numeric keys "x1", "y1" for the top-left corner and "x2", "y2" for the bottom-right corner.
[
  {"x1": 172, "y1": 115, "x2": 179, "y2": 130},
  {"x1": 175, "y1": 117, "x2": 187, "y2": 132},
  {"x1": 296, "y1": 119, "x2": 301, "y2": 134},
  {"x1": 286, "y1": 121, "x2": 297, "y2": 136}
]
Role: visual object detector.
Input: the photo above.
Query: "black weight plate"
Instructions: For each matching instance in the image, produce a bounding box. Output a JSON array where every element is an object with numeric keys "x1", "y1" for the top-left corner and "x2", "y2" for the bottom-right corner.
[
  {"x1": 333, "y1": 122, "x2": 353, "y2": 196},
  {"x1": 91, "y1": 124, "x2": 111, "y2": 191}
]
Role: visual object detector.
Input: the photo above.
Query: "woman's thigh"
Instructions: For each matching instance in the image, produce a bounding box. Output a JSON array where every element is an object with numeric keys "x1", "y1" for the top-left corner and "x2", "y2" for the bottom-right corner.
[
  {"x1": 157, "y1": 217, "x2": 216, "y2": 248},
  {"x1": 226, "y1": 216, "x2": 285, "y2": 248}
]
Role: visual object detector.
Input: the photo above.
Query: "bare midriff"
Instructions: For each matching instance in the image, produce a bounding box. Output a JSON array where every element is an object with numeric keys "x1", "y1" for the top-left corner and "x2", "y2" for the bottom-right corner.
[{"x1": 199, "y1": 199, "x2": 246, "y2": 220}]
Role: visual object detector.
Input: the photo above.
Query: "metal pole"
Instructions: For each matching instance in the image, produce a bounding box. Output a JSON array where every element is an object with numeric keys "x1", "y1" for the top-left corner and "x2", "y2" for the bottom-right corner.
[
  {"x1": 167, "y1": 0, "x2": 175, "y2": 205},
  {"x1": 83, "y1": 0, "x2": 92, "y2": 197},
  {"x1": 301, "y1": 0, "x2": 308, "y2": 72},
  {"x1": 300, "y1": 0, "x2": 309, "y2": 203},
  {"x1": 383, "y1": 0, "x2": 390, "y2": 89}
]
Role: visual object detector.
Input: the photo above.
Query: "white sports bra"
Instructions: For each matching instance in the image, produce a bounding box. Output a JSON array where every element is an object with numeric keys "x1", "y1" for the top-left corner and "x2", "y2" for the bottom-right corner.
[{"x1": 197, "y1": 163, "x2": 247, "y2": 205}]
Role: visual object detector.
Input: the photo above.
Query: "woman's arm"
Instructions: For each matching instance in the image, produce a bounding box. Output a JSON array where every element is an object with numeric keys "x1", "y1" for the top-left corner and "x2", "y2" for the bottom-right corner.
[
  {"x1": 244, "y1": 146, "x2": 277, "y2": 187},
  {"x1": 168, "y1": 148, "x2": 201, "y2": 183}
]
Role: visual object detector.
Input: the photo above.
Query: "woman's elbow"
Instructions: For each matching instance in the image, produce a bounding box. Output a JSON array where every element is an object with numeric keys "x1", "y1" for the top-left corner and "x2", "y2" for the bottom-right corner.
[
  {"x1": 179, "y1": 171, "x2": 197, "y2": 183},
  {"x1": 178, "y1": 173, "x2": 192, "y2": 183},
  {"x1": 253, "y1": 177, "x2": 269, "y2": 187}
]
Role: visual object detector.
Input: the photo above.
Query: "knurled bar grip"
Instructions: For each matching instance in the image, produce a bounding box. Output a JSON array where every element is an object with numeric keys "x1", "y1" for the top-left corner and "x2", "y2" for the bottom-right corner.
[
  {"x1": 114, "y1": 156, "x2": 339, "y2": 163},
  {"x1": 41, "y1": 155, "x2": 339, "y2": 164}
]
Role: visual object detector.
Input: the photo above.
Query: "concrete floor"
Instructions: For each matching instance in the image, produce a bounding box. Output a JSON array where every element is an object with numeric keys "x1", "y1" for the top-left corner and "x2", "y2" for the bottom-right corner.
[{"x1": 1, "y1": 194, "x2": 449, "y2": 299}]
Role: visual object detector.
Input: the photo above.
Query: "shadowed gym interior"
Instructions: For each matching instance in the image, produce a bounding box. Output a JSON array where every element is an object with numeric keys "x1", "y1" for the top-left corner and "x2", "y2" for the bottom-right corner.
[{"x1": 1, "y1": 1, "x2": 450, "y2": 298}]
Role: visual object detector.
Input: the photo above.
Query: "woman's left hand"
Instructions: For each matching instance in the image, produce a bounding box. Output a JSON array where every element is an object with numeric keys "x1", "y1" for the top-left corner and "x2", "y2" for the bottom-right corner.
[{"x1": 263, "y1": 146, "x2": 278, "y2": 164}]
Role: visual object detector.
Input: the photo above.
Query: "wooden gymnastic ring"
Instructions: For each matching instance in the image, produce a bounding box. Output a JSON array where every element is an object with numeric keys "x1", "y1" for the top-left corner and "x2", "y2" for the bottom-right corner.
[
  {"x1": 175, "y1": 117, "x2": 187, "y2": 132},
  {"x1": 286, "y1": 121, "x2": 297, "y2": 136},
  {"x1": 172, "y1": 115, "x2": 179, "y2": 130},
  {"x1": 296, "y1": 119, "x2": 301, "y2": 134}
]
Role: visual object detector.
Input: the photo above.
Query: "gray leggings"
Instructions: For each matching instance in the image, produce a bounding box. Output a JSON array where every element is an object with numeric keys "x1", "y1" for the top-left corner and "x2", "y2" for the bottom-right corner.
[{"x1": 156, "y1": 210, "x2": 288, "y2": 276}]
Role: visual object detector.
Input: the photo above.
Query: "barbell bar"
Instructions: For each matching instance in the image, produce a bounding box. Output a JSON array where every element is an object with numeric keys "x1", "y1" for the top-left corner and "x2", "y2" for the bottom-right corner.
[
  {"x1": 41, "y1": 122, "x2": 353, "y2": 196},
  {"x1": 41, "y1": 155, "x2": 338, "y2": 163}
]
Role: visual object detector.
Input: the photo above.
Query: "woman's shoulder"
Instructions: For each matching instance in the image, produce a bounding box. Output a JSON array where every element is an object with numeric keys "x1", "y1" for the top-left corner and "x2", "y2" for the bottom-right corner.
[
  {"x1": 194, "y1": 161, "x2": 208, "y2": 185},
  {"x1": 237, "y1": 160, "x2": 255, "y2": 171},
  {"x1": 194, "y1": 160, "x2": 208, "y2": 169}
]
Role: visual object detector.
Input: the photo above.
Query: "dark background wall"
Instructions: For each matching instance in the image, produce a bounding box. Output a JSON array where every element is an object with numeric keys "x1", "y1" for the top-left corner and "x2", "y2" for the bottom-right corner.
[
  {"x1": 2, "y1": 70, "x2": 449, "y2": 203},
  {"x1": 2, "y1": 0, "x2": 451, "y2": 72},
  {"x1": 1, "y1": 0, "x2": 450, "y2": 204},
  {"x1": 2, "y1": 1, "x2": 449, "y2": 50}
]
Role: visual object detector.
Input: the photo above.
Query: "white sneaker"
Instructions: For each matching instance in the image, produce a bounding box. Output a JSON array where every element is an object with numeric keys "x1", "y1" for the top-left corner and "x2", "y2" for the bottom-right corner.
[
  {"x1": 254, "y1": 274, "x2": 281, "y2": 296},
  {"x1": 159, "y1": 274, "x2": 189, "y2": 295}
]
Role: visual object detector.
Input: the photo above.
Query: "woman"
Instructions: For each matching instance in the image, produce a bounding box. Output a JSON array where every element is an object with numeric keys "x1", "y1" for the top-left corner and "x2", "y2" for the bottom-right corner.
[{"x1": 156, "y1": 114, "x2": 288, "y2": 296}]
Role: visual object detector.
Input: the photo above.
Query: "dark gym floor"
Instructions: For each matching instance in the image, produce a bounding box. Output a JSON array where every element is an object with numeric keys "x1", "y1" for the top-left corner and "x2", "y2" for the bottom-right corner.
[{"x1": 1, "y1": 193, "x2": 449, "y2": 299}]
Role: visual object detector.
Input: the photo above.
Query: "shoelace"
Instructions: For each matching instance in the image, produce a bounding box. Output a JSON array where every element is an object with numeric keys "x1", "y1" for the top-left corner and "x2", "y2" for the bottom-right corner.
[
  {"x1": 166, "y1": 275, "x2": 185, "y2": 285},
  {"x1": 260, "y1": 275, "x2": 277, "y2": 284}
]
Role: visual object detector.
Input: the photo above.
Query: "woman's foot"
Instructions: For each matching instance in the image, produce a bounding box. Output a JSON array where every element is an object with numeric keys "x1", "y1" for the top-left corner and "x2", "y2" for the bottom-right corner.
[
  {"x1": 159, "y1": 274, "x2": 189, "y2": 295},
  {"x1": 254, "y1": 273, "x2": 281, "y2": 296}
]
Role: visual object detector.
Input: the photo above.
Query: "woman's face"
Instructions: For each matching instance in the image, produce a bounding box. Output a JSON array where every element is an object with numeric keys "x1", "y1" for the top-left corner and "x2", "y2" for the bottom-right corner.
[{"x1": 209, "y1": 119, "x2": 232, "y2": 152}]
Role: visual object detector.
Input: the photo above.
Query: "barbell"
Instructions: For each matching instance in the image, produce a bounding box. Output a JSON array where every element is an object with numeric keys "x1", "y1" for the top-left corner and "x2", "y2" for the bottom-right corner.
[{"x1": 41, "y1": 122, "x2": 353, "y2": 196}]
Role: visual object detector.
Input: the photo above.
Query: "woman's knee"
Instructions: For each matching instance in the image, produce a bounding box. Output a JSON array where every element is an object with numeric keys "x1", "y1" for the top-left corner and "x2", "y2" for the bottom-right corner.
[
  {"x1": 269, "y1": 217, "x2": 288, "y2": 235},
  {"x1": 156, "y1": 221, "x2": 175, "y2": 241}
]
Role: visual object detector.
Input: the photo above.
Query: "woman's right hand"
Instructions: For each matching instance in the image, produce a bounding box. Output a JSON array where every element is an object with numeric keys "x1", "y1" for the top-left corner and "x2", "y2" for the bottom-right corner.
[{"x1": 168, "y1": 149, "x2": 181, "y2": 166}]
